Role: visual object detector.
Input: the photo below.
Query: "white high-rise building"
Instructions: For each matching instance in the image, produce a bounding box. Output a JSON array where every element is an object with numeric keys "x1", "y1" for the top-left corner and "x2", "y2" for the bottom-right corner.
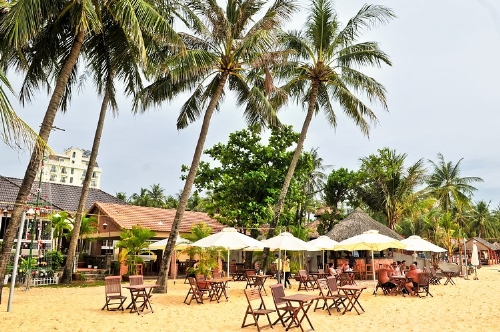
[{"x1": 42, "y1": 147, "x2": 102, "y2": 189}]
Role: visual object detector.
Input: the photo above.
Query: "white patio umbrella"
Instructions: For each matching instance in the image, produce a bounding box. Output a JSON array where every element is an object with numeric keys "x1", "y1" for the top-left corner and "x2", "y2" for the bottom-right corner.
[
  {"x1": 148, "y1": 235, "x2": 192, "y2": 250},
  {"x1": 190, "y1": 227, "x2": 264, "y2": 277},
  {"x1": 400, "y1": 235, "x2": 446, "y2": 252},
  {"x1": 471, "y1": 240, "x2": 480, "y2": 280},
  {"x1": 307, "y1": 236, "x2": 338, "y2": 270},
  {"x1": 334, "y1": 230, "x2": 406, "y2": 292}
]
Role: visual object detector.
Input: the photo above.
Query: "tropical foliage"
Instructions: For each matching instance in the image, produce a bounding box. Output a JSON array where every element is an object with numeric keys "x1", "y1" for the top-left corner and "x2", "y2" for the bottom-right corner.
[{"x1": 116, "y1": 225, "x2": 156, "y2": 275}]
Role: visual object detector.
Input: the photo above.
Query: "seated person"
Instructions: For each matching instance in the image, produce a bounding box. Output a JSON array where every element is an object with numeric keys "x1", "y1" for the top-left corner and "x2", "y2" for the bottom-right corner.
[
  {"x1": 405, "y1": 264, "x2": 420, "y2": 296},
  {"x1": 378, "y1": 268, "x2": 397, "y2": 295},
  {"x1": 327, "y1": 263, "x2": 337, "y2": 276},
  {"x1": 390, "y1": 262, "x2": 401, "y2": 276},
  {"x1": 341, "y1": 262, "x2": 350, "y2": 272}
]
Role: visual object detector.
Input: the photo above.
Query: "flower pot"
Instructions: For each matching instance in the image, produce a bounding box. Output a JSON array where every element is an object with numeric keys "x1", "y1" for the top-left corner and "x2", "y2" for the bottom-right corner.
[{"x1": 88, "y1": 265, "x2": 92, "y2": 269}]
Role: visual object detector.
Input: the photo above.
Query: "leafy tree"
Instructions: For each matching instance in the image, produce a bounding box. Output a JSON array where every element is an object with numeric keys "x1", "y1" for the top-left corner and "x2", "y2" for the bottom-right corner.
[
  {"x1": 191, "y1": 126, "x2": 313, "y2": 231},
  {"x1": 426, "y1": 153, "x2": 483, "y2": 214},
  {"x1": 115, "y1": 192, "x2": 128, "y2": 202},
  {"x1": 356, "y1": 148, "x2": 426, "y2": 229},
  {"x1": 263, "y1": 0, "x2": 394, "y2": 268},
  {"x1": 138, "y1": 0, "x2": 298, "y2": 293},
  {"x1": 116, "y1": 225, "x2": 156, "y2": 275},
  {"x1": 324, "y1": 168, "x2": 360, "y2": 212}
]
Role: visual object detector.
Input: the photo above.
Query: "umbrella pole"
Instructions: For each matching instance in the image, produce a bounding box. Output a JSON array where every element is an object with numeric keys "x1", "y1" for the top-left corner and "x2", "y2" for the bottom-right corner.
[
  {"x1": 278, "y1": 250, "x2": 282, "y2": 284},
  {"x1": 371, "y1": 250, "x2": 377, "y2": 296},
  {"x1": 227, "y1": 250, "x2": 230, "y2": 278},
  {"x1": 464, "y1": 238, "x2": 468, "y2": 280}
]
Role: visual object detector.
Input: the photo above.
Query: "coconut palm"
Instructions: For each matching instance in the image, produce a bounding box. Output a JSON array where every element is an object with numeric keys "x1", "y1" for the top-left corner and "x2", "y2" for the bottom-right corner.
[
  {"x1": 0, "y1": 0, "x2": 176, "y2": 287},
  {"x1": 61, "y1": 0, "x2": 182, "y2": 281},
  {"x1": 465, "y1": 200, "x2": 499, "y2": 240},
  {"x1": 263, "y1": 0, "x2": 394, "y2": 266},
  {"x1": 357, "y1": 148, "x2": 426, "y2": 229},
  {"x1": 137, "y1": 0, "x2": 298, "y2": 293},
  {"x1": 425, "y1": 153, "x2": 483, "y2": 214},
  {"x1": 49, "y1": 212, "x2": 72, "y2": 251}
]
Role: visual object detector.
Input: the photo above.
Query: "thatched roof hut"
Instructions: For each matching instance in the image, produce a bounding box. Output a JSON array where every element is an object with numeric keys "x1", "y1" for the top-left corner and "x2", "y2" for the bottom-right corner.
[{"x1": 325, "y1": 207, "x2": 403, "y2": 242}]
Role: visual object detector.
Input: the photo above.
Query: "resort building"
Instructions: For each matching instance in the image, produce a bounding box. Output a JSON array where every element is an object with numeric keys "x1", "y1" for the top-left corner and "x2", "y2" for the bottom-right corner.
[{"x1": 42, "y1": 147, "x2": 102, "y2": 189}]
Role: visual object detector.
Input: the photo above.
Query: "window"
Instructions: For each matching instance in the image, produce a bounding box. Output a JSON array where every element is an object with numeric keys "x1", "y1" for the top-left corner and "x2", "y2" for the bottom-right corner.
[
  {"x1": 61, "y1": 167, "x2": 67, "y2": 174},
  {"x1": 72, "y1": 151, "x2": 76, "y2": 158},
  {"x1": 92, "y1": 171, "x2": 98, "y2": 178},
  {"x1": 71, "y1": 168, "x2": 74, "y2": 174},
  {"x1": 50, "y1": 175, "x2": 56, "y2": 181},
  {"x1": 50, "y1": 166, "x2": 56, "y2": 172},
  {"x1": 69, "y1": 177, "x2": 73, "y2": 184},
  {"x1": 91, "y1": 181, "x2": 96, "y2": 187},
  {"x1": 60, "y1": 177, "x2": 66, "y2": 183}
]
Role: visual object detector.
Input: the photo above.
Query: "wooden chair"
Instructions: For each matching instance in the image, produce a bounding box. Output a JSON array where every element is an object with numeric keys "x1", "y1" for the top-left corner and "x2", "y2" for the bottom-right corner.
[
  {"x1": 269, "y1": 284, "x2": 298, "y2": 327},
  {"x1": 184, "y1": 277, "x2": 204, "y2": 305},
  {"x1": 364, "y1": 264, "x2": 373, "y2": 281},
  {"x1": 102, "y1": 276, "x2": 127, "y2": 311},
  {"x1": 195, "y1": 275, "x2": 212, "y2": 297},
  {"x1": 415, "y1": 272, "x2": 433, "y2": 298},
  {"x1": 325, "y1": 276, "x2": 347, "y2": 311},
  {"x1": 314, "y1": 278, "x2": 337, "y2": 315},
  {"x1": 134, "y1": 263, "x2": 144, "y2": 275},
  {"x1": 245, "y1": 269, "x2": 256, "y2": 289},
  {"x1": 297, "y1": 270, "x2": 315, "y2": 291},
  {"x1": 241, "y1": 288, "x2": 275, "y2": 332},
  {"x1": 429, "y1": 267, "x2": 443, "y2": 285},
  {"x1": 212, "y1": 271, "x2": 222, "y2": 279},
  {"x1": 128, "y1": 275, "x2": 143, "y2": 286}
]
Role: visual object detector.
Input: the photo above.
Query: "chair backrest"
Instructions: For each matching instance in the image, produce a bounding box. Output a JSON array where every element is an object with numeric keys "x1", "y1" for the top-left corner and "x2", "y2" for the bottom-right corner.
[
  {"x1": 244, "y1": 287, "x2": 266, "y2": 310},
  {"x1": 246, "y1": 269, "x2": 256, "y2": 277},
  {"x1": 298, "y1": 269, "x2": 308, "y2": 280},
  {"x1": 195, "y1": 274, "x2": 206, "y2": 282},
  {"x1": 417, "y1": 272, "x2": 430, "y2": 286},
  {"x1": 212, "y1": 271, "x2": 222, "y2": 279},
  {"x1": 105, "y1": 276, "x2": 122, "y2": 295},
  {"x1": 316, "y1": 278, "x2": 329, "y2": 297},
  {"x1": 269, "y1": 283, "x2": 287, "y2": 306},
  {"x1": 129, "y1": 275, "x2": 143, "y2": 286},
  {"x1": 326, "y1": 276, "x2": 339, "y2": 293},
  {"x1": 318, "y1": 269, "x2": 324, "y2": 274}
]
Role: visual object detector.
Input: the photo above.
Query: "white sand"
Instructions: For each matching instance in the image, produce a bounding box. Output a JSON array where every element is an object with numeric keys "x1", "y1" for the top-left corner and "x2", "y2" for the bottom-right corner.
[{"x1": 1, "y1": 266, "x2": 499, "y2": 332}]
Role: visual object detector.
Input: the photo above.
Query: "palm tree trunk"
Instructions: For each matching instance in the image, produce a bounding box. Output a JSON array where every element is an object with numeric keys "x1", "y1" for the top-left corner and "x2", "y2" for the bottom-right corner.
[
  {"x1": 155, "y1": 73, "x2": 229, "y2": 293},
  {"x1": 0, "y1": 30, "x2": 85, "y2": 294},
  {"x1": 61, "y1": 75, "x2": 111, "y2": 283},
  {"x1": 261, "y1": 82, "x2": 320, "y2": 270}
]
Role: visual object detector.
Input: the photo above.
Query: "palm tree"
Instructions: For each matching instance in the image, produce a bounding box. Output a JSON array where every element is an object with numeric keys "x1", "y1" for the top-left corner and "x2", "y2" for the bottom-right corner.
[
  {"x1": 357, "y1": 148, "x2": 426, "y2": 229},
  {"x1": 137, "y1": 0, "x2": 298, "y2": 293},
  {"x1": 116, "y1": 225, "x2": 156, "y2": 275},
  {"x1": 263, "y1": 0, "x2": 394, "y2": 266},
  {"x1": 57, "y1": 1, "x2": 180, "y2": 284},
  {"x1": 49, "y1": 212, "x2": 72, "y2": 251},
  {"x1": 0, "y1": 0, "x2": 167, "y2": 287},
  {"x1": 465, "y1": 200, "x2": 498, "y2": 240},
  {"x1": 115, "y1": 192, "x2": 128, "y2": 202},
  {"x1": 426, "y1": 153, "x2": 483, "y2": 216},
  {"x1": 147, "y1": 184, "x2": 166, "y2": 208},
  {"x1": 130, "y1": 188, "x2": 153, "y2": 207}
]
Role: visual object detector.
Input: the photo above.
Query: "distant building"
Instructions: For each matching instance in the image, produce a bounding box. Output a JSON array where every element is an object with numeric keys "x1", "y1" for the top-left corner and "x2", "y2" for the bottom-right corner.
[{"x1": 42, "y1": 147, "x2": 102, "y2": 189}]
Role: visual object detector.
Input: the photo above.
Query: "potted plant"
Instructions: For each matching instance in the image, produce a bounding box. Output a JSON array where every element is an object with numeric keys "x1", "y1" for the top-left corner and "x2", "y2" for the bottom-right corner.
[{"x1": 116, "y1": 225, "x2": 156, "y2": 278}]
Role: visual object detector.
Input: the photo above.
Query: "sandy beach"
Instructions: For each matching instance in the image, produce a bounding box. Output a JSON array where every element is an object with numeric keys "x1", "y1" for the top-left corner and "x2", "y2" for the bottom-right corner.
[{"x1": 1, "y1": 266, "x2": 499, "y2": 332}]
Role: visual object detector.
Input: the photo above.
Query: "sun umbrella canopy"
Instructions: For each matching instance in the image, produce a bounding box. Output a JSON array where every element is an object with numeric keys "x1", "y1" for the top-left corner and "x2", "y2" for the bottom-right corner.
[
  {"x1": 148, "y1": 235, "x2": 192, "y2": 250},
  {"x1": 334, "y1": 230, "x2": 406, "y2": 252},
  {"x1": 400, "y1": 235, "x2": 446, "y2": 253},
  {"x1": 261, "y1": 232, "x2": 316, "y2": 251},
  {"x1": 307, "y1": 236, "x2": 338, "y2": 250},
  {"x1": 190, "y1": 227, "x2": 263, "y2": 250}
]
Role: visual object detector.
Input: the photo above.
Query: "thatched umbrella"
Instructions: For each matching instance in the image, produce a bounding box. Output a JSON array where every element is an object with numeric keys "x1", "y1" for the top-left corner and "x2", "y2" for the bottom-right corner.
[{"x1": 326, "y1": 208, "x2": 403, "y2": 242}]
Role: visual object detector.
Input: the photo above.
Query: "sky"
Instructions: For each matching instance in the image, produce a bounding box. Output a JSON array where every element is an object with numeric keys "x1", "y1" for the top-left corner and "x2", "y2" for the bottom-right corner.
[{"x1": 2, "y1": 0, "x2": 500, "y2": 208}]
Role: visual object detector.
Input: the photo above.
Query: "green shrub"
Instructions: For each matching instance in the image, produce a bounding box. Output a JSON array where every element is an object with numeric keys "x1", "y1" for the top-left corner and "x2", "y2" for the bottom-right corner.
[{"x1": 45, "y1": 250, "x2": 64, "y2": 270}]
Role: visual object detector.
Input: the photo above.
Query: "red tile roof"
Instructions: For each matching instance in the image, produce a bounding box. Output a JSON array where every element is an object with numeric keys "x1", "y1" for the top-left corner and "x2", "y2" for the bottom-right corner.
[{"x1": 89, "y1": 202, "x2": 224, "y2": 233}]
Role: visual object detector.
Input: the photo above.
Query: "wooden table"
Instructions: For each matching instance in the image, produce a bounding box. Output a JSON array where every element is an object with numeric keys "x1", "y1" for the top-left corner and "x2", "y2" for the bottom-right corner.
[
  {"x1": 341, "y1": 271, "x2": 356, "y2": 285},
  {"x1": 247, "y1": 275, "x2": 272, "y2": 295},
  {"x1": 123, "y1": 284, "x2": 159, "y2": 315},
  {"x1": 280, "y1": 294, "x2": 318, "y2": 332},
  {"x1": 390, "y1": 276, "x2": 410, "y2": 296},
  {"x1": 338, "y1": 285, "x2": 366, "y2": 315},
  {"x1": 442, "y1": 271, "x2": 457, "y2": 285},
  {"x1": 206, "y1": 277, "x2": 232, "y2": 303}
]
